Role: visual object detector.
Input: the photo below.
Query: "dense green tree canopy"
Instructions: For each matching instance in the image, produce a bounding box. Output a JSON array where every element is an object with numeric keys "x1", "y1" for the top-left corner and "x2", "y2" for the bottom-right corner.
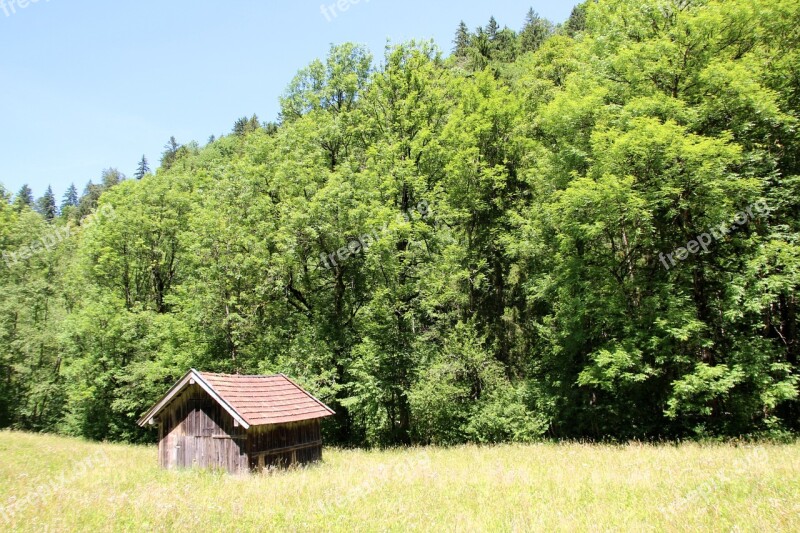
[{"x1": 1, "y1": 0, "x2": 798, "y2": 445}]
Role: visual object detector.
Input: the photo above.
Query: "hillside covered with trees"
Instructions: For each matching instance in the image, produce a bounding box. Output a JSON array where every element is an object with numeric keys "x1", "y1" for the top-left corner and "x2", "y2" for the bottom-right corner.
[{"x1": 1, "y1": 0, "x2": 798, "y2": 446}]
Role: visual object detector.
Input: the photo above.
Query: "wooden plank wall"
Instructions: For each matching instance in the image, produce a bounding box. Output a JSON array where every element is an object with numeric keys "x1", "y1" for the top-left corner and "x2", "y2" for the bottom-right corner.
[
  {"x1": 156, "y1": 385, "x2": 248, "y2": 474},
  {"x1": 156, "y1": 386, "x2": 325, "y2": 473},
  {"x1": 246, "y1": 420, "x2": 323, "y2": 470}
]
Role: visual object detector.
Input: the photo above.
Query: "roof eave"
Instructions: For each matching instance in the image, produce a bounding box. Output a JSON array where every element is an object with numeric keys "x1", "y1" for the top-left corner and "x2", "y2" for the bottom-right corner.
[
  {"x1": 136, "y1": 369, "x2": 251, "y2": 430},
  {"x1": 248, "y1": 412, "x2": 336, "y2": 427}
]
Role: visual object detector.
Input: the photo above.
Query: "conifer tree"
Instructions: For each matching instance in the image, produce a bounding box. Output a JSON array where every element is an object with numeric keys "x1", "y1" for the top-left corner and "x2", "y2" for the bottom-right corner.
[
  {"x1": 61, "y1": 183, "x2": 79, "y2": 211},
  {"x1": 247, "y1": 114, "x2": 260, "y2": 133},
  {"x1": 35, "y1": 185, "x2": 57, "y2": 220},
  {"x1": 161, "y1": 136, "x2": 180, "y2": 170},
  {"x1": 520, "y1": 8, "x2": 552, "y2": 54},
  {"x1": 565, "y1": 5, "x2": 587, "y2": 37},
  {"x1": 233, "y1": 117, "x2": 248, "y2": 136},
  {"x1": 134, "y1": 155, "x2": 150, "y2": 180},
  {"x1": 13, "y1": 184, "x2": 33, "y2": 211},
  {"x1": 486, "y1": 16, "x2": 499, "y2": 41},
  {"x1": 453, "y1": 21, "x2": 471, "y2": 57},
  {"x1": 234, "y1": 115, "x2": 261, "y2": 136},
  {"x1": 74, "y1": 180, "x2": 105, "y2": 221}
]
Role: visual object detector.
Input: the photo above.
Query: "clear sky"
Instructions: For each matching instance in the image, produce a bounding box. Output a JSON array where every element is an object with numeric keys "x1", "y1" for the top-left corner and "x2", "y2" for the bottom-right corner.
[{"x1": 0, "y1": 0, "x2": 577, "y2": 201}]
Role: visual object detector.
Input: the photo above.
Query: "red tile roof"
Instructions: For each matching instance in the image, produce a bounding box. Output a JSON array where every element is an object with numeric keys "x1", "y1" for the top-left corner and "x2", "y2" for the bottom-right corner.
[
  {"x1": 199, "y1": 372, "x2": 335, "y2": 426},
  {"x1": 137, "y1": 370, "x2": 335, "y2": 428}
]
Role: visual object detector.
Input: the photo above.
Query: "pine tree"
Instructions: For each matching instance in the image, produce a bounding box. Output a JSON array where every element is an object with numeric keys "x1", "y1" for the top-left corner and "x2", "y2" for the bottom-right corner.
[
  {"x1": 486, "y1": 16, "x2": 499, "y2": 41},
  {"x1": 454, "y1": 21, "x2": 471, "y2": 57},
  {"x1": 35, "y1": 185, "x2": 57, "y2": 220},
  {"x1": 76, "y1": 180, "x2": 102, "y2": 220},
  {"x1": 134, "y1": 155, "x2": 150, "y2": 180},
  {"x1": 233, "y1": 115, "x2": 261, "y2": 136},
  {"x1": 469, "y1": 27, "x2": 492, "y2": 69},
  {"x1": 233, "y1": 117, "x2": 248, "y2": 136},
  {"x1": 520, "y1": 8, "x2": 552, "y2": 54},
  {"x1": 13, "y1": 184, "x2": 33, "y2": 211},
  {"x1": 161, "y1": 136, "x2": 180, "y2": 170},
  {"x1": 492, "y1": 27, "x2": 519, "y2": 63},
  {"x1": 565, "y1": 5, "x2": 587, "y2": 37},
  {"x1": 247, "y1": 114, "x2": 260, "y2": 133},
  {"x1": 61, "y1": 183, "x2": 79, "y2": 211},
  {"x1": 263, "y1": 122, "x2": 279, "y2": 136}
]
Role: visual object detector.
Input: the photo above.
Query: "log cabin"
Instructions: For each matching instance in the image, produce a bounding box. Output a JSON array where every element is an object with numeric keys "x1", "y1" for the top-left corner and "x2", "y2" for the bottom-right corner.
[{"x1": 137, "y1": 369, "x2": 335, "y2": 473}]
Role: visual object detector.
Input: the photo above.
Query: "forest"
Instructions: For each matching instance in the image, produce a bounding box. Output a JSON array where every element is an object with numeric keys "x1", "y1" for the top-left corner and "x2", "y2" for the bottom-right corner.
[{"x1": 0, "y1": 0, "x2": 798, "y2": 447}]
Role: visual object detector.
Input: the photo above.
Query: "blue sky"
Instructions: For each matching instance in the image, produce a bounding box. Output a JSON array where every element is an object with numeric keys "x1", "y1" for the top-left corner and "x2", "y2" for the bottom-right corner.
[{"x1": 0, "y1": 0, "x2": 577, "y2": 201}]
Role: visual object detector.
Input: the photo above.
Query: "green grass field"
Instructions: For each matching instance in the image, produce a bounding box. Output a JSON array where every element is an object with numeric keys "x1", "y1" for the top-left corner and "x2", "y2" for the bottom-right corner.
[{"x1": 0, "y1": 431, "x2": 798, "y2": 532}]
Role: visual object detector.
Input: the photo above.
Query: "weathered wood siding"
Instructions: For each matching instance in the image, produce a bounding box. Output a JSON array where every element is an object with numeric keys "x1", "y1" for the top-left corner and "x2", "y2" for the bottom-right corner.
[
  {"x1": 246, "y1": 420, "x2": 323, "y2": 470},
  {"x1": 157, "y1": 385, "x2": 248, "y2": 474},
  {"x1": 155, "y1": 386, "x2": 325, "y2": 472}
]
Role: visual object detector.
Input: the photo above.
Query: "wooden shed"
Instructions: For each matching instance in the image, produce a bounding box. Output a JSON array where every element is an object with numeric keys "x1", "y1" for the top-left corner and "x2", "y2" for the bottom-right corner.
[{"x1": 137, "y1": 369, "x2": 335, "y2": 473}]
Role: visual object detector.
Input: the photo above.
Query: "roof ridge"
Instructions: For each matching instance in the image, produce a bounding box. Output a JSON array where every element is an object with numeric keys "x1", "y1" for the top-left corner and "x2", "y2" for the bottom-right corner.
[
  {"x1": 139, "y1": 369, "x2": 335, "y2": 428},
  {"x1": 199, "y1": 371, "x2": 283, "y2": 379}
]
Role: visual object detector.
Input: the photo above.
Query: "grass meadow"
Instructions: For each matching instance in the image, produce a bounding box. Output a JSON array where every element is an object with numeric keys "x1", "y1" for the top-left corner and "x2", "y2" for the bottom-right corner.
[{"x1": 0, "y1": 431, "x2": 798, "y2": 532}]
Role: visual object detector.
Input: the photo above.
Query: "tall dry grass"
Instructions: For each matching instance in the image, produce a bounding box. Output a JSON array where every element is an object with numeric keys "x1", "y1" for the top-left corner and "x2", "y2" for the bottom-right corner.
[{"x1": 1, "y1": 431, "x2": 798, "y2": 531}]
